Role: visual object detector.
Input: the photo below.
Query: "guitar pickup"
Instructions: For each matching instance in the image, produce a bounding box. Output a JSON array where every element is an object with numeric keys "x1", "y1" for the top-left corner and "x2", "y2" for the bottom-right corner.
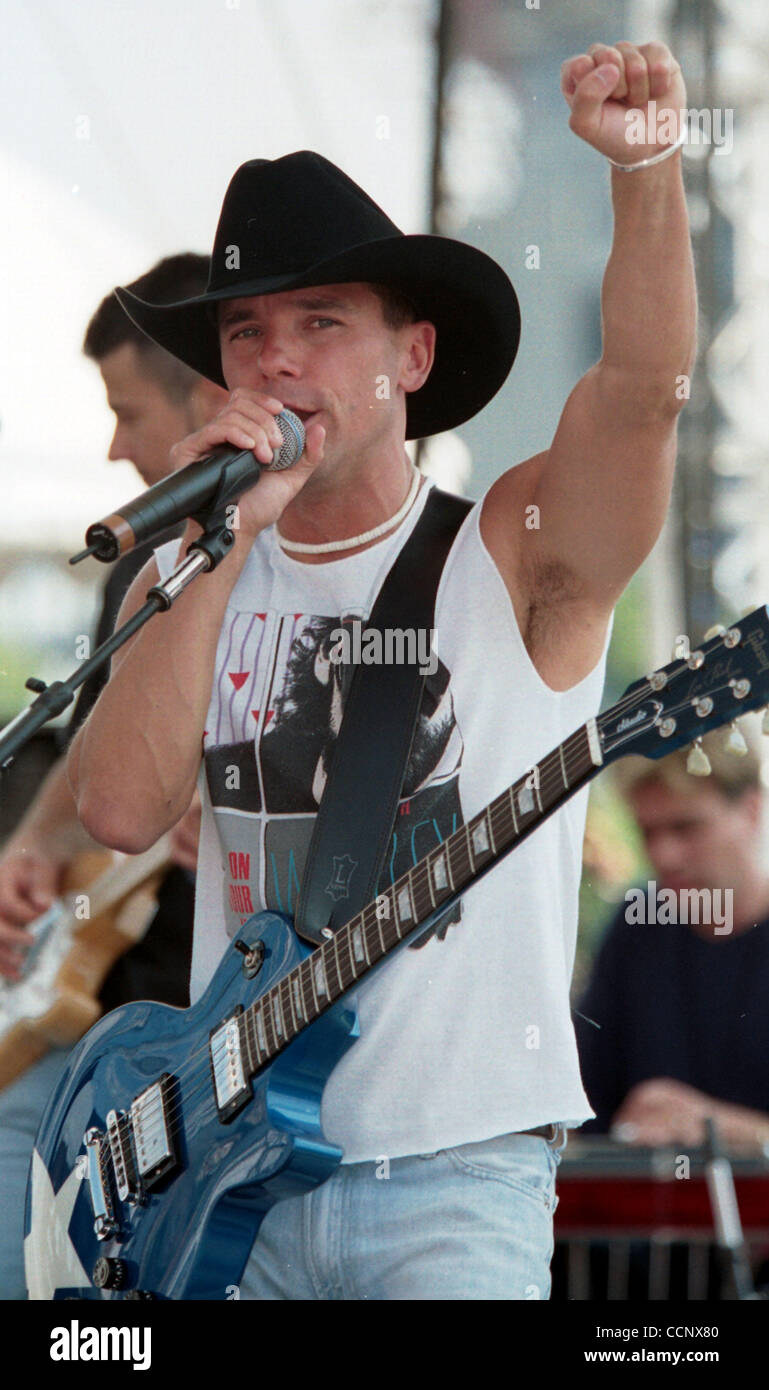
[
  {"x1": 130, "y1": 1075, "x2": 178, "y2": 1188},
  {"x1": 209, "y1": 1010, "x2": 251, "y2": 1123},
  {"x1": 106, "y1": 1108, "x2": 142, "y2": 1203}
]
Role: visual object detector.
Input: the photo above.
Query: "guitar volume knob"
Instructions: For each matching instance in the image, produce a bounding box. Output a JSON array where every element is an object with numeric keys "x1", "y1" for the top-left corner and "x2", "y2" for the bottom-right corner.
[{"x1": 92, "y1": 1256, "x2": 127, "y2": 1290}]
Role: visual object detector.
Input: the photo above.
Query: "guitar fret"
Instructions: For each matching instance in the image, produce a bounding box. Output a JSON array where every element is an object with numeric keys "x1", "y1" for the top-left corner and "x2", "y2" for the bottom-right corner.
[
  {"x1": 375, "y1": 903, "x2": 392, "y2": 956},
  {"x1": 424, "y1": 855, "x2": 437, "y2": 908},
  {"x1": 312, "y1": 951, "x2": 329, "y2": 1002},
  {"x1": 558, "y1": 741, "x2": 569, "y2": 791},
  {"x1": 438, "y1": 843, "x2": 455, "y2": 893},
  {"x1": 337, "y1": 929, "x2": 353, "y2": 992},
  {"x1": 465, "y1": 822, "x2": 476, "y2": 875},
  {"x1": 448, "y1": 829, "x2": 471, "y2": 892},
  {"x1": 240, "y1": 1011, "x2": 257, "y2": 1075},
  {"x1": 411, "y1": 863, "x2": 433, "y2": 921},
  {"x1": 253, "y1": 1000, "x2": 269, "y2": 1058},
  {"x1": 468, "y1": 811, "x2": 494, "y2": 866},
  {"x1": 329, "y1": 932, "x2": 344, "y2": 998},
  {"x1": 241, "y1": 1006, "x2": 253, "y2": 1067},
  {"x1": 247, "y1": 1008, "x2": 259, "y2": 1070},
  {"x1": 281, "y1": 975, "x2": 297, "y2": 1038},
  {"x1": 290, "y1": 969, "x2": 306, "y2": 1026},
  {"x1": 383, "y1": 897, "x2": 400, "y2": 951},
  {"x1": 300, "y1": 957, "x2": 317, "y2": 1022},
  {"x1": 360, "y1": 913, "x2": 377, "y2": 966},
  {"x1": 336, "y1": 925, "x2": 355, "y2": 987},
  {"x1": 514, "y1": 772, "x2": 538, "y2": 823},
  {"x1": 319, "y1": 940, "x2": 336, "y2": 1000},
  {"x1": 373, "y1": 901, "x2": 388, "y2": 955},
  {"x1": 262, "y1": 992, "x2": 278, "y2": 1055},
  {"x1": 394, "y1": 877, "x2": 415, "y2": 936},
  {"x1": 385, "y1": 894, "x2": 400, "y2": 949},
  {"x1": 426, "y1": 844, "x2": 449, "y2": 901},
  {"x1": 255, "y1": 1012, "x2": 267, "y2": 1063},
  {"x1": 507, "y1": 785, "x2": 519, "y2": 835},
  {"x1": 350, "y1": 915, "x2": 369, "y2": 969},
  {"x1": 271, "y1": 988, "x2": 285, "y2": 1041},
  {"x1": 489, "y1": 797, "x2": 508, "y2": 858}
]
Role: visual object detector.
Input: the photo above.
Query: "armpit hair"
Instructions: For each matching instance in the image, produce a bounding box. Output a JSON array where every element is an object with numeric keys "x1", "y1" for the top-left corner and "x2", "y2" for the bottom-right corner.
[{"x1": 520, "y1": 555, "x2": 591, "y2": 665}]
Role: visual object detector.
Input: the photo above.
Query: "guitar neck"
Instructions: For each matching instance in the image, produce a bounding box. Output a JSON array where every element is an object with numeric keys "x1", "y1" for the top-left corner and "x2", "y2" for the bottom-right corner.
[{"x1": 239, "y1": 718, "x2": 603, "y2": 1074}]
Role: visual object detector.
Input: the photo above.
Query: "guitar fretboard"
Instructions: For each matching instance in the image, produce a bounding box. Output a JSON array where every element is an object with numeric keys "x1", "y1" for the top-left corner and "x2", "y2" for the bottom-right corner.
[{"x1": 237, "y1": 719, "x2": 602, "y2": 1075}]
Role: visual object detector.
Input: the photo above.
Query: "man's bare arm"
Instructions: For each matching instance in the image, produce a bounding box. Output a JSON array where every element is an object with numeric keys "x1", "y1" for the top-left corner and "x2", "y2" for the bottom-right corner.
[{"x1": 482, "y1": 41, "x2": 696, "y2": 689}]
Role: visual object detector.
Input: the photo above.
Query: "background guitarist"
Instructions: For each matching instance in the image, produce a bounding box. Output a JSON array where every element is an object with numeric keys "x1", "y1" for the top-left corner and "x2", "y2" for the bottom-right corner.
[
  {"x1": 68, "y1": 40, "x2": 697, "y2": 1299},
  {"x1": 0, "y1": 254, "x2": 226, "y2": 1298}
]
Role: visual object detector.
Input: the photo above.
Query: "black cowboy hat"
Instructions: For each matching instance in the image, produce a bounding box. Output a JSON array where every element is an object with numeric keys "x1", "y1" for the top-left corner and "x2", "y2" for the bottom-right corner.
[{"x1": 115, "y1": 151, "x2": 520, "y2": 440}]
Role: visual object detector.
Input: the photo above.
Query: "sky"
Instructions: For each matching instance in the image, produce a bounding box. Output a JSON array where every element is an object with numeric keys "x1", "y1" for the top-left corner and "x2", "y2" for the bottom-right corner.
[{"x1": 1, "y1": 0, "x2": 434, "y2": 548}]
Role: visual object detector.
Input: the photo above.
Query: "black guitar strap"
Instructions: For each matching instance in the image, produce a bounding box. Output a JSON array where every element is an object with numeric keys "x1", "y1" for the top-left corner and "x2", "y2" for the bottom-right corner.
[{"x1": 294, "y1": 485, "x2": 473, "y2": 946}]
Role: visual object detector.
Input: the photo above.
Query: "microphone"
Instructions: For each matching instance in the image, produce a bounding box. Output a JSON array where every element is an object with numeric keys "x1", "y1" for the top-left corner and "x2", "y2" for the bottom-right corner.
[{"x1": 71, "y1": 409, "x2": 305, "y2": 564}]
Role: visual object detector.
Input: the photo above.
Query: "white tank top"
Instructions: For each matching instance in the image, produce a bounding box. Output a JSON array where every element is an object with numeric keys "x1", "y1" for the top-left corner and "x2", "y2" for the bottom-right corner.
[{"x1": 155, "y1": 480, "x2": 609, "y2": 1161}]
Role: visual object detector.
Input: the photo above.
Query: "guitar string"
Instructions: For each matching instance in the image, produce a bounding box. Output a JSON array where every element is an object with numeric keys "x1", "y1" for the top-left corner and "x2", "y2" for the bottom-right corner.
[
  {"x1": 95, "y1": 632, "x2": 737, "y2": 1139},
  {"x1": 129, "y1": 671, "x2": 752, "y2": 1156},
  {"x1": 122, "y1": 729, "x2": 603, "y2": 1142},
  {"x1": 120, "y1": 655, "x2": 748, "y2": 1144},
  {"x1": 123, "y1": 664, "x2": 747, "y2": 1147},
  {"x1": 121, "y1": 622, "x2": 755, "y2": 1142},
  {"x1": 117, "y1": 710, "x2": 607, "y2": 1132}
]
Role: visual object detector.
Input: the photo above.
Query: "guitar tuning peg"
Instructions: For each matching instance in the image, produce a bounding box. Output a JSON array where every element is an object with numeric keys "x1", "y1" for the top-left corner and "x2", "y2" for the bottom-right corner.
[
  {"x1": 687, "y1": 739, "x2": 712, "y2": 776},
  {"x1": 723, "y1": 722, "x2": 748, "y2": 756},
  {"x1": 762, "y1": 707, "x2": 769, "y2": 736},
  {"x1": 703, "y1": 624, "x2": 726, "y2": 641},
  {"x1": 672, "y1": 635, "x2": 690, "y2": 661}
]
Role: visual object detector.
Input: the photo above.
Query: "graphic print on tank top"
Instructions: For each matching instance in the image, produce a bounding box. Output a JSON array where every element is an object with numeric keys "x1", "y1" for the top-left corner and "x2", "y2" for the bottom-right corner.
[{"x1": 203, "y1": 609, "x2": 465, "y2": 945}]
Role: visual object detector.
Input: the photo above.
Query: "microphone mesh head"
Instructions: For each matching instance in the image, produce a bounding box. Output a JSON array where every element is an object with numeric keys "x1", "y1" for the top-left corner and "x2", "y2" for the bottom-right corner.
[{"x1": 270, "y1": 410, "x2": 306, "y2": 470}]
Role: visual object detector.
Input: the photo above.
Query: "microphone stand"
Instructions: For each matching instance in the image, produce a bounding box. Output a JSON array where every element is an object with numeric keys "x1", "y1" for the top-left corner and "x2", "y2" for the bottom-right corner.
[
  {"x1": 703, "y1": 1116, "x2": 767, "y2": 1300},
  {"x1": 0, "y1": 499, "x2": 237, "y2": 774}
]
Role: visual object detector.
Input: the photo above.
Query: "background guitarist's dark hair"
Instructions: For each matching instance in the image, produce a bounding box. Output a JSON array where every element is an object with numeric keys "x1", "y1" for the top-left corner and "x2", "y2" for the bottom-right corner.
[{"x1": 83, "y1": 253, "x2": 210, "y2": 404}]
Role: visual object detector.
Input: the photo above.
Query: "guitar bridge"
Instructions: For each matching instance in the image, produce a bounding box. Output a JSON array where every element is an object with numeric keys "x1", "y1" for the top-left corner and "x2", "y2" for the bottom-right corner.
[
  {"x1": 130, "y1": 1075, "x2": 178, "y2": 1188},
  {"x1": 84, "y1": 1127, "x2": 119, "y2": 1240}
]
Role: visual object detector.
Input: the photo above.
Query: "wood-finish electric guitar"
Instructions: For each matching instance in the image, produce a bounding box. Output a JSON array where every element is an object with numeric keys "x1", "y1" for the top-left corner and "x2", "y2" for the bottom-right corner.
[
  {"x1": 0, "y1": 837, "x2": 170, "y2": 1091},
  {"x1": 24, "y1": 608, "x2": 769, "y2": 1299}
]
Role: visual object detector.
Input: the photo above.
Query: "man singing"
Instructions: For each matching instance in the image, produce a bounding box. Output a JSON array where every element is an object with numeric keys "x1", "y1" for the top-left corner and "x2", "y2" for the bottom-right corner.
[{"x1": 67, "y1": 41, "x2": 696, "y2": 1299}]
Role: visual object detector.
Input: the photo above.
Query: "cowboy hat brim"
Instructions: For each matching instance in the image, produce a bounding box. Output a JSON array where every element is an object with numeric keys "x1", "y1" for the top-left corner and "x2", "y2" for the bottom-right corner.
[{"x1": 116, "y1": 234, "x2": 520, "y2": 441}]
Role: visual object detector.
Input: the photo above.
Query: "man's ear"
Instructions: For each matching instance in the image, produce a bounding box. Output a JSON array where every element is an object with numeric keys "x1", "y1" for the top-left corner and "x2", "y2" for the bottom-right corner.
[
  {"x1": 400, "y1": 321, "x2": 436, "y2": 394},
  {"x1": 188, "y1": 376, "x2": 228, "y2": 430}
]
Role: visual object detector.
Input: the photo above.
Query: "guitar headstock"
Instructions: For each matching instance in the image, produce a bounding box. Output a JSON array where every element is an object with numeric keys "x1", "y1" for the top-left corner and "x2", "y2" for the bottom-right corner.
[{"x1": 599, "y1": 605, "x2": 769, "y2": 765}]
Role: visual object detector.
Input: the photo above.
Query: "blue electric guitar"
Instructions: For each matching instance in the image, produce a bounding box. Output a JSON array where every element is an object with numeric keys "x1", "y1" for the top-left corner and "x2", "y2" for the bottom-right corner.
[{"x1": 25, "y1": 608, "x2": 769, "y2": 1299}]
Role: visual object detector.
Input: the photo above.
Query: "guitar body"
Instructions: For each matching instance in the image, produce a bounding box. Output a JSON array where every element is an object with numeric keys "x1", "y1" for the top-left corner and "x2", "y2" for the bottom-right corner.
[
  {"x1": 25, "y1": 911, "x2": 359, "y2": 1301},
  {"x1": 0, "y1": 844, "x2": 170, "y2": 1091}
]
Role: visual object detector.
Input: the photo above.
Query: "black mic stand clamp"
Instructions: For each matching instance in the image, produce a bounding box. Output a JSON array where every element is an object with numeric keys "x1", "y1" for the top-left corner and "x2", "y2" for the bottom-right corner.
[
  {"x1": 187, "y1": 451, "x2": 263, "y2": 568},
  {"x1": 0, "y1": 490, "x2": 243, "y2": 774}
]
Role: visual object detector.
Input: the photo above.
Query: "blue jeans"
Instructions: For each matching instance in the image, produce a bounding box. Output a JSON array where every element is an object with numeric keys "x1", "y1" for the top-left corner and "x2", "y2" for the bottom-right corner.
[
  {"x1": 0, "y1": 1046, "x2": 70, "y2": 1299},
  {"x1": 239, "y1": 1125, "x2": 568, "y2": 1300}
]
